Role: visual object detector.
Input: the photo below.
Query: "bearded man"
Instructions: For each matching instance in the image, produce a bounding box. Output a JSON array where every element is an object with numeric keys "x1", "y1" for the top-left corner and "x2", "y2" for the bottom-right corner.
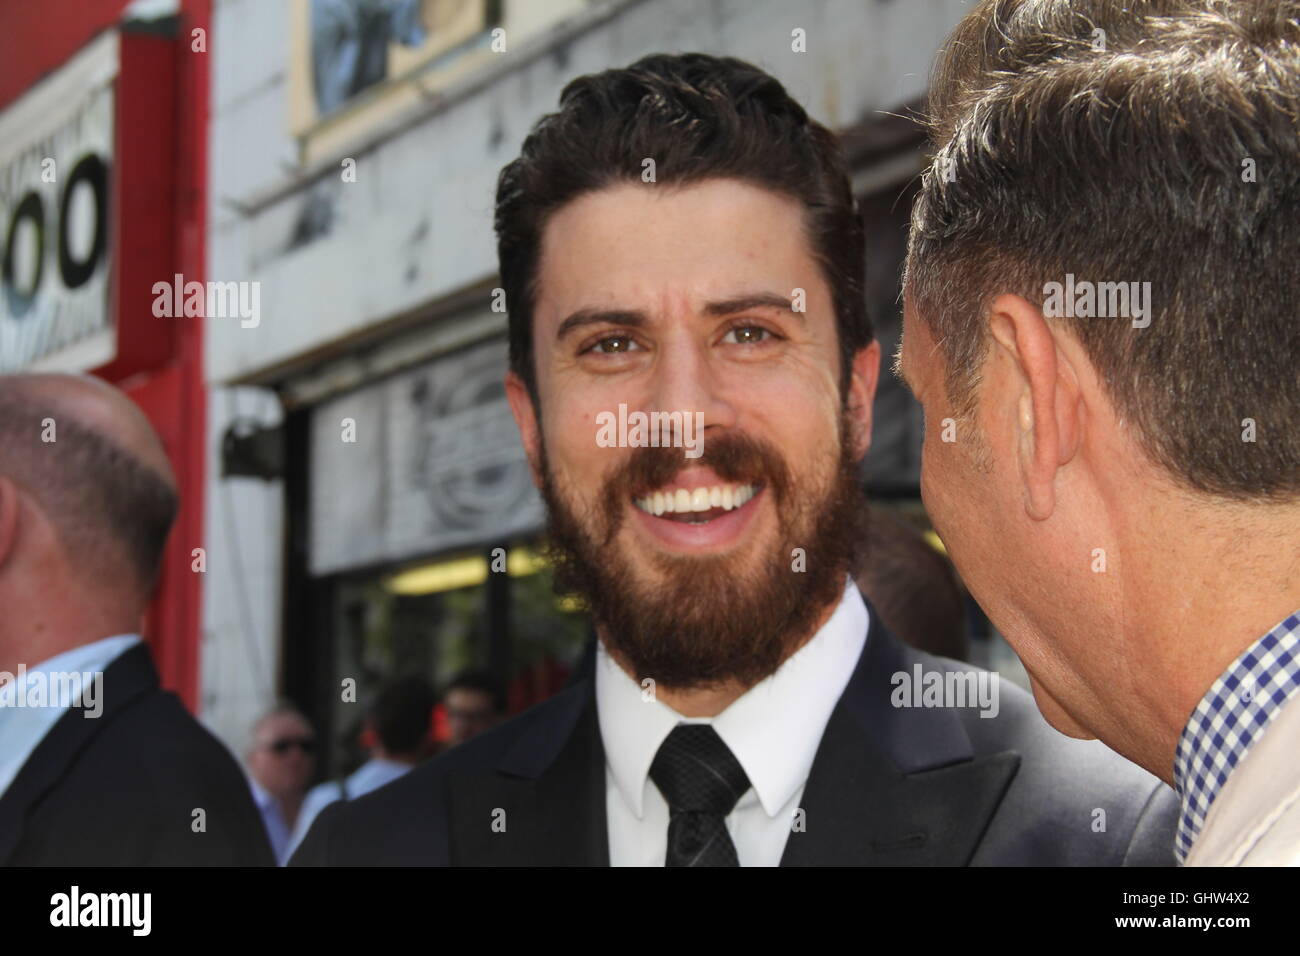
[{"x1": 292, "y1": 53, "x2": 1177, "y2": 866}]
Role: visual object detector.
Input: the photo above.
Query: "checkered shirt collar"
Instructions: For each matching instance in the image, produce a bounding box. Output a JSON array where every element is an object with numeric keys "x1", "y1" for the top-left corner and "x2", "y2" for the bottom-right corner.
[{"x1": 1173, "y1": 610, "x2": 1300, "y2": 863}]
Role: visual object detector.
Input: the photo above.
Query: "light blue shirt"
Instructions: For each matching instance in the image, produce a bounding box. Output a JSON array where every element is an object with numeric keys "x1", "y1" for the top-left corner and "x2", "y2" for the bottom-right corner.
[
  {"x1": 0, "y1": 634, "x2": 141, "y2": 798},
  {"x1": 287, "y1": 757, "x2": 414, "y2": 857},
  {"x1": 248, "y1": 776, "x2": 295, "y2": 866}
]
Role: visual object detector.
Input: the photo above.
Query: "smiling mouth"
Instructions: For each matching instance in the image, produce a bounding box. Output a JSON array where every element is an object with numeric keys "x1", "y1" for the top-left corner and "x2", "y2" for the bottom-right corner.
[{"x1": 632, "y1": 481, "x2": 761, "y2": 524}]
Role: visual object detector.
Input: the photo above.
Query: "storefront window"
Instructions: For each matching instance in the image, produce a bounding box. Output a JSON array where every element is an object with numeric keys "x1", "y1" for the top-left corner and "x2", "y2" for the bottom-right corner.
[{"x1": 321, "y1": 541, "x2": 587, "y2": 774}]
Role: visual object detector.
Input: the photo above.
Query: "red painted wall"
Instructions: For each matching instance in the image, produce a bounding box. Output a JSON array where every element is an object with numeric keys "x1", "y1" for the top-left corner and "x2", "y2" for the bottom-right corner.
[
  {"x1": 141, "y1": 0, "x2": 210, "y2": 713},
  {"x1": 0, "y1": 1, "x2": 135, "y2": 110}
]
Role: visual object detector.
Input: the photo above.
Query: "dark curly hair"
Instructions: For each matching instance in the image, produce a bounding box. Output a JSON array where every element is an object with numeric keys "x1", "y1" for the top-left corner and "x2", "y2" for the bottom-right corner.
[{"x1": 495, "y1": 52, "x2": 870, "y2": 405}]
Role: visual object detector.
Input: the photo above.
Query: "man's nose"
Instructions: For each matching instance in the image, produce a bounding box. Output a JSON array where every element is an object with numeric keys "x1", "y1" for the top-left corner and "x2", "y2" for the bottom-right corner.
[{"x1": 647, "y1": 328, "x2": 736, "y2": 432}]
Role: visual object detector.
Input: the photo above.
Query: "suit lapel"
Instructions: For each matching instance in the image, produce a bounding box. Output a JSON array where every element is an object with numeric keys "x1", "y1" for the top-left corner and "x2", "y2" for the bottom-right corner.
[
  {"x1": 0, "y1": 643, "x2": 158, "y2": 864},
  {"x1": 443, "y1": 607, "x2": 1020, "y2": 866},
  {"x1": 782, "y1": 611, "x2": 1019, "y2": 865},
  {"x1": 445, "y1": 682, "x2": 609, "y2": 865}
]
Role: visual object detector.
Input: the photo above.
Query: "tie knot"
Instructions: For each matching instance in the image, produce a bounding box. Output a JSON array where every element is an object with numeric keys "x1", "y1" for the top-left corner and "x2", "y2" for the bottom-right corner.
[{"x1": 649, "y1": 724, "x2": 750, "y2": 815}]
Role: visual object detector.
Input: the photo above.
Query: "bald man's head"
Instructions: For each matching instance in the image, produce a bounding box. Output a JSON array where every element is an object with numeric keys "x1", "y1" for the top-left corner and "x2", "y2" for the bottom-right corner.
[{"x1": 0, "y1": 373, "x2": 178, "y2": 600}]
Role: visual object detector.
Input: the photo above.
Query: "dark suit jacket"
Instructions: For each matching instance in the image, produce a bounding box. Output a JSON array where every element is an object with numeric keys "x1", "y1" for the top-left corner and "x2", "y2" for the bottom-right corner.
[
  {"x1": 293, "y1": 610, "x2": 1179, "y2": 865},
  {"x1": 0, "y1": 643, "x2": 275, "y2": 866}
]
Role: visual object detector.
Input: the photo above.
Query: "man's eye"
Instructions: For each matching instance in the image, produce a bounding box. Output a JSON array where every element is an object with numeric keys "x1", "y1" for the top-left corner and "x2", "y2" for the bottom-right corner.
[
  {"x1": 723, "y1": 325, "x2": 771, "y2": 345},
  {"x1": 589, "y1": 335, "x2": 639, "y2": 354}
]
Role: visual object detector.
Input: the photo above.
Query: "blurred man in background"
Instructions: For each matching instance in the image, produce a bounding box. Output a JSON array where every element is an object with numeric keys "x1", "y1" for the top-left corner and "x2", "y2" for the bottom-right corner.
[
  {"x1": 245, "y1": 704, "x2": 316, "y2": 865},
  {"x1": 442, "y1": 670, "x2": 505, "y2": 749},
  {"x1": 0, "y1": 373, "x2": 273, "y2": 866},
  {"x1": 289, "y1": 675, "x2": 436, "y2": 855},
  {"x1": 901, "y1": 0, "x2": 1300, "y2": 865}
]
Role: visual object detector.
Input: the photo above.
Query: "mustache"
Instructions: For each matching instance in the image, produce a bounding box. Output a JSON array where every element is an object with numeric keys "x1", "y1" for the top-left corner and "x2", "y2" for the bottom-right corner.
[
  {"x1": 601, "y1": 429, "x2": 794, "y2": 505},
  {"x1": 588, "y1": 429, "x2": 795, "y2": 549},
  {"x1": 536, "y1": 412, "x2": 867, "y2": 691}
]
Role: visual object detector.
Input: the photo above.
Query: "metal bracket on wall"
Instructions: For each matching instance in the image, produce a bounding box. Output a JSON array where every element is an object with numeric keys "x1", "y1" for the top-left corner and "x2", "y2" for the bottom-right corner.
[{"x1": 221, "y1": 418, "x2": 285, "y2": 481}]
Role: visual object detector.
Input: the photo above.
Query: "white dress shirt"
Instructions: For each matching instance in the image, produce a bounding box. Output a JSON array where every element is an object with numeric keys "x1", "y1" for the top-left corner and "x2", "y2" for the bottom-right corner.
[
  {"x1": 597, "y1": 577, "x2": 868, "y2": 866},
  {"x1": 0, "y1": 633, "x2": 141, "y2": 798}
]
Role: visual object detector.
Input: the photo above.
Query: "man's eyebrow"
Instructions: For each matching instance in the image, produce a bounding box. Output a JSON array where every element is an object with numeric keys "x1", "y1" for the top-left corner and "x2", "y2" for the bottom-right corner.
[
  {"x1": 703, "y1": 292, "x2": 800, "y2": 318},
  {"x1": 556, "y1": 309, "x2": 647, "y2": 341},
  {"x1": 556, "y1": 292, "x2": 801, "y2": 341}
]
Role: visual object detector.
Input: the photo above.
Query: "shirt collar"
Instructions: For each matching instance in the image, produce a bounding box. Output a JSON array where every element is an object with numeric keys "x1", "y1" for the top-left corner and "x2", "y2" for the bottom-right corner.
[
  {"x1": 247, "y1": 774, "x2": 277, "y2": 812},
  {"x1": 352, "y1": 756, "x2": 412, "y2": 788},
  {"x1": 596, "y1": 578, "x2": 868, "y2": 820},
  {"x1": 0, "y1": 635, "x2": 141, "y2": 798},
  {"x1": 0, "y1": 633, "x2": 140, "y2": 708},
  {"x1": 1173, "y1": 610, "x2": 1300, "y2": 862}
]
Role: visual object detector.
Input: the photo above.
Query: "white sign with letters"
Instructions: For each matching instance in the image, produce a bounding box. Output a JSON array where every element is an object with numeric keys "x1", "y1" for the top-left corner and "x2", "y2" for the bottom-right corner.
[{"x1": 0, "y1": 32, "x2": 116, "y2": 372}]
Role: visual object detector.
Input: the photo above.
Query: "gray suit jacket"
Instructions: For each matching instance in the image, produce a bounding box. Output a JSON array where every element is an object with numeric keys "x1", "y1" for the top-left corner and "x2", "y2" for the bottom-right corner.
[{"x1": 293, "y1": 606, "x2": 1178, "y2": 865}]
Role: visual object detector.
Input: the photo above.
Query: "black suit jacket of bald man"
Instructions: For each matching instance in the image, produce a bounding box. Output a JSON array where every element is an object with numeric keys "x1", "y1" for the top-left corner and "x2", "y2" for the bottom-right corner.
[
  {"x1": 291, "y1": 603, "x2": 1179, "y2": 866},
  {"x1": 0, "y1": 643, "x2": 275, "y2": 866}
]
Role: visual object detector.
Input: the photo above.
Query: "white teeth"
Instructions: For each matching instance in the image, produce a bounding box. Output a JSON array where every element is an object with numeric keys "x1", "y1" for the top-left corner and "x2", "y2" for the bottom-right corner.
[{"x1": 633, "y1": 483, "x2": 759, "y2": 516}]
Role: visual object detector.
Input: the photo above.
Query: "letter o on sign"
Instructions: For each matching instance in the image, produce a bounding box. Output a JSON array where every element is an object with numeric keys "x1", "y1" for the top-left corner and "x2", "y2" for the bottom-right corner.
[
  {"x1": 58, "y1": 154, "x2": 108, "y2": 289},
  {"x1": 2, "y1": 192, "x2": 45, "y2": 318}
]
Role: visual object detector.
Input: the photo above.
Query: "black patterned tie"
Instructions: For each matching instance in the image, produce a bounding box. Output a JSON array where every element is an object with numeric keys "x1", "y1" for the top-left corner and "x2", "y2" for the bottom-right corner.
[{"x1": 649, "y1": 724, "x2": 751, "y2": 867}]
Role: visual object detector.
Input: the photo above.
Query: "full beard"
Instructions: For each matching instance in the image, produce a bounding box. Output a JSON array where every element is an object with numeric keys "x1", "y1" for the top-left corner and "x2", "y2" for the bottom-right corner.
[{"x1": 538, "y1": 415, "x2": 868, "y2": 691}]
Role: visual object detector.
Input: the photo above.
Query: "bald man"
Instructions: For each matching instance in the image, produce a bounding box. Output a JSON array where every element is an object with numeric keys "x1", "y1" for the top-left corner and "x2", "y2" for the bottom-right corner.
[{"x1": 0, "y1": 373, "x2": 274, "y2": 866}]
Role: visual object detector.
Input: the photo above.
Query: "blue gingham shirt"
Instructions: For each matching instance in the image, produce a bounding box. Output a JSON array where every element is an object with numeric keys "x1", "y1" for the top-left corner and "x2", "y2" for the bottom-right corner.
[{"x1": 1173, "y1": 610, "x2": 1300, "y2": 862}]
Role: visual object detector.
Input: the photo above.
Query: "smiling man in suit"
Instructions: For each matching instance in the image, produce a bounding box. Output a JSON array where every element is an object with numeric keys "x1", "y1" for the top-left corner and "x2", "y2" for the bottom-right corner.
[
  {"x1": 293, "y1": 53, "x2": 1177, "y2": 867},
  {"x1": 0, "y1": 373, "x2": 273, "y2": 866}
]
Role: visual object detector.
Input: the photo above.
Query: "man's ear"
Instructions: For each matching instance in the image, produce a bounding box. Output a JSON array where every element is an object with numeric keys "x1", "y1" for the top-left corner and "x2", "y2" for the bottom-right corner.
[
  {"x1": 986, "y1": 293, "x2": 1083, "y2": 521},
  {"x1": 504, "y1": 370, "x2": 544, "y2": 489},
  {"x1": 846, "y1": 340, "x2": 882, "y2": 461},
  {"x1": 0, "y1": 477, "x2": 19, "y2": 572}
]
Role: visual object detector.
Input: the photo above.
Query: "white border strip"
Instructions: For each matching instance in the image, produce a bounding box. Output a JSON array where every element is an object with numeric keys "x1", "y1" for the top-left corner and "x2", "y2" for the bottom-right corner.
[{"x1": 0, "y1": 29, "x2": 119, "y2": 169}]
